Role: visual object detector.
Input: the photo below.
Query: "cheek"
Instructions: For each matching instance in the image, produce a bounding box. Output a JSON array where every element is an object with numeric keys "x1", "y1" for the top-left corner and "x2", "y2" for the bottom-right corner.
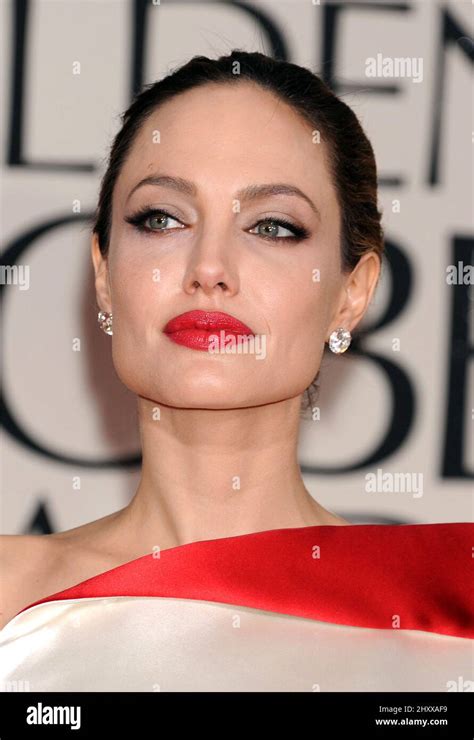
[
  {"x1": 249, "y1": 240, "x2": 338, "y2": 384},
  {"x1": 270, "y1": 271, "x2": 330, "y2": 354},
  {"x1": 109, "y1": 246, "x2": 164, "y2": 321},
  {"x1": 107, "y1": 256, "x2": 167, "y2": 385}
]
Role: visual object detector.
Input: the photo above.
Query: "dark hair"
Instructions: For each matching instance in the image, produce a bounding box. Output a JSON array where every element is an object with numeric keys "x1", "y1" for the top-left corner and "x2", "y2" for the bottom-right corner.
[{"x1": 91, "y1": 49, "x2": 384, "y2": 410}]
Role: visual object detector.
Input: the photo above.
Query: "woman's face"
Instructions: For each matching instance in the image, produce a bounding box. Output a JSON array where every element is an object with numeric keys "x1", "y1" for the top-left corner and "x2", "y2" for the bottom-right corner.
[{"x1": 92, "y1": 82, "x2": 347, "y2": 408}]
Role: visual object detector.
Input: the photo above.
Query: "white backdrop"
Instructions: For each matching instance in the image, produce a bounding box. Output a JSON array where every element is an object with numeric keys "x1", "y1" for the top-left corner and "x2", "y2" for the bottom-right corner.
[{"x1": 1, "y1": 0, "x2": 473, "y2": 534}]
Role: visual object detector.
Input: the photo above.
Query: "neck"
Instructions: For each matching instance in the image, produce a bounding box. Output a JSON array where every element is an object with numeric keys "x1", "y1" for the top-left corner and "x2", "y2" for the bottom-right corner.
[{"x1": 115, "y1": 396, "x2": 344, "y2": 554}]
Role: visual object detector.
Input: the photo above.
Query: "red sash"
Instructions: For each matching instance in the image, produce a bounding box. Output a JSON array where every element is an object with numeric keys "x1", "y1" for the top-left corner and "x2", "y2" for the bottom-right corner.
[{"x1": 18, "y1": 522, "x2": 474, "y2": 639}]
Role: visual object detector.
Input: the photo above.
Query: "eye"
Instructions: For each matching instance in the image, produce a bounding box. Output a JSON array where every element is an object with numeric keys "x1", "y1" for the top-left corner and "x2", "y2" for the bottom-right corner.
[
  {"x1": 125, "y1": 208, "x2": 185, "y2": 233},
  {"x1": 124, "y1": 209, "x2": 311, "y2": 243},
  {"x1": 248, "y1": 218, "x2": 310, "y2": 242}
]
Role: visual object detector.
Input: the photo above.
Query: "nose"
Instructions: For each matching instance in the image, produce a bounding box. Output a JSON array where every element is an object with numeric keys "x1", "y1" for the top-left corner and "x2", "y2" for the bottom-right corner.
[{"x1": 182, "y1": 227, "x2": 239, "y2": 297}]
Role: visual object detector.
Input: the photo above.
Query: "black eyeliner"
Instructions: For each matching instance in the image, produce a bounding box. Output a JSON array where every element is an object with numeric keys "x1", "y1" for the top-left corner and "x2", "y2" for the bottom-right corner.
[
  {"x1": 124, "y1": 207, "x2": 311, "y2": 242},
  {"x1": 259, "y1": 218, "x2": 310, "y2": 241},
  {"x1": 124, "y1": 207, "x2": 178, "y2": 233}
]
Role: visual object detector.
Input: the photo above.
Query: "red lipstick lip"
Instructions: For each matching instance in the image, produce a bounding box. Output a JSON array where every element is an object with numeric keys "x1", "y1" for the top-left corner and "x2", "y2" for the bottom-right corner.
[{"x1": 163, "y1": 310, "x2": 255, "y2": 336}]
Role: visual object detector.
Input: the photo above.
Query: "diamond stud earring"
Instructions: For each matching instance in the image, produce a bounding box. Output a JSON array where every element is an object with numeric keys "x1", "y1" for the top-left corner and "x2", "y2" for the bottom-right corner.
[
  {"x1": 328, "y1": 327, "x2": 351, "y2": 354},
  {"x1": 97, "y1": 310, "x2": 113, "y2": 336}
]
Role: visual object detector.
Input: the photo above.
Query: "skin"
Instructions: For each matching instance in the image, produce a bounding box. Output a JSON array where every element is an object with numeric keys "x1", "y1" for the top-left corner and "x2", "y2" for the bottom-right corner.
[
  {"x1": 80, "y1": 80, "x2": 381, "y2": 560},
  {"x1": 0, "y1": 82, "x2": 382, "y2": 628},
  {"x1": 0, "y1": 83, "x2": 380, "y2": 626},
  {"x1": 70, "y1": 82, "x2": 381, "y2": 563}
]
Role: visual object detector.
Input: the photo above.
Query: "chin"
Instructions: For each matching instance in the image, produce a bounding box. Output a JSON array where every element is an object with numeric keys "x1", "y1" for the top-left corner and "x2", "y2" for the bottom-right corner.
[{"x1": 150, "y1": 380, "x2": 260, "y2": 410}]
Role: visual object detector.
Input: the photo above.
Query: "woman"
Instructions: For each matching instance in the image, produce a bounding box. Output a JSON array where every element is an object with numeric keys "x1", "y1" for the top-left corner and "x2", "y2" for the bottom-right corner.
[{"x1": 1, "y1": 50, "x2": 472, "y2": 692}]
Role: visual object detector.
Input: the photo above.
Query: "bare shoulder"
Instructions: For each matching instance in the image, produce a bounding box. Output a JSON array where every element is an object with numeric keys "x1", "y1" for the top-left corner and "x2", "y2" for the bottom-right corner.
[
  {"x1": 0, "y1": 534, "x2": 58, "y2": 630},
  {"x1": 0, "y1": 515, "x2": 125, "y2": 631},
  {"x1": 0, "y1": 533, "x2": 55, "y2": 572},
  {"x1": 0, "y1": 534, "x2": 47, "y2": 566}
]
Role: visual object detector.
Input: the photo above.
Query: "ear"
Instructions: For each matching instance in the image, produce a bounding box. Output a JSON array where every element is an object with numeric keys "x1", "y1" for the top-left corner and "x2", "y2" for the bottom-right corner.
[
  {"x1": 330, "y1": 251, "x2": 382, "y2": 336},
  {"x1": 91, "y1": 233, "x2": 112, "y2": 312}
]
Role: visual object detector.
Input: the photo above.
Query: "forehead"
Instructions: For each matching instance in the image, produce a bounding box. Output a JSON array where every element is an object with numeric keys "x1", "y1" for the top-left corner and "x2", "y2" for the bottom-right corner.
[{"x1": 115, "y1": 82, "x2": 337, "y2": 214}]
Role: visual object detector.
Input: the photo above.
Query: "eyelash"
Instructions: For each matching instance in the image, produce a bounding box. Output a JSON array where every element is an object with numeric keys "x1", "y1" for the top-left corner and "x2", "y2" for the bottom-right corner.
[{"x1": 124, "y1": 207, "x2": 311, "y2": 243}]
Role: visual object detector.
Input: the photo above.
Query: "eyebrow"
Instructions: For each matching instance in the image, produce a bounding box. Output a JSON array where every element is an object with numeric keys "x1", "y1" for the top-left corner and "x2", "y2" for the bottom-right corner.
[{"x1": 126, "y1": 174, "x2": 321, "y2": 219}]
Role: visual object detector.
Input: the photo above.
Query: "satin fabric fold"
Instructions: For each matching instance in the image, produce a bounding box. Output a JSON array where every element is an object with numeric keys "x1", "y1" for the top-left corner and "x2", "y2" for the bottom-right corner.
[
  {"x1": 13, "y1": 522, "x2": 474, "y2": 639},
  {"x1": 1, "y1": 595, "x2": 472, "y2": 692}
]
